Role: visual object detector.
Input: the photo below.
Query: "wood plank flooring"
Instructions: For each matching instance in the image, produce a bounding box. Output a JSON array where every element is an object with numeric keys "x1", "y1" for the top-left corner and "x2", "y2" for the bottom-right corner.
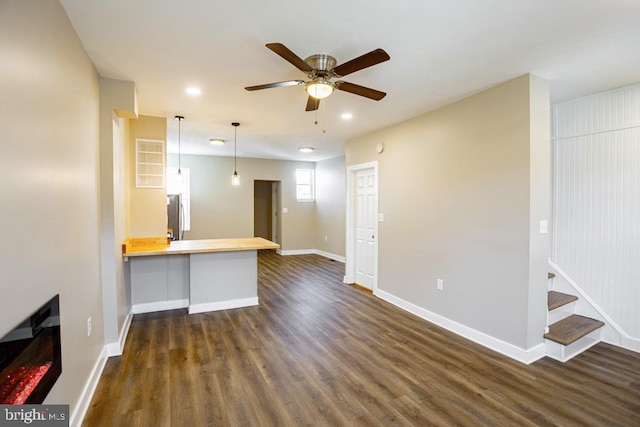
[{"x1": 83, "y1": 250, "x2": 640, "y2": 426}]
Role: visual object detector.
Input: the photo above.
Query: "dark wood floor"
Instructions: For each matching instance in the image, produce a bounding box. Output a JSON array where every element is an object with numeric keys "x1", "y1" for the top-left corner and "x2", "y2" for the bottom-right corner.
[{"x1": 83, "y1": 250, "x2": 640, "y2": 426}]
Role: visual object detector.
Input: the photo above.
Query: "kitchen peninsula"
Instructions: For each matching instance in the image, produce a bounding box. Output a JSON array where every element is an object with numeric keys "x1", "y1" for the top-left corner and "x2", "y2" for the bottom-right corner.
[{"x1": 123, "y1": 237, "x2": 279, "y2": 314}]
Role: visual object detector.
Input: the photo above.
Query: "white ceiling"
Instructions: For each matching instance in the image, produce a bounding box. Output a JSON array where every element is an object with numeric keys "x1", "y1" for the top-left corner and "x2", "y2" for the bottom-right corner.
[{"x1": 60, "y1": 0, "x2": 640, "y2": 162}]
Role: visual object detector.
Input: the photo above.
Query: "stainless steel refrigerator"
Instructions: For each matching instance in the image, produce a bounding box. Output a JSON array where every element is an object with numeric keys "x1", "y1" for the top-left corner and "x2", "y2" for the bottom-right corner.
[{"x1": 167, "y1": 194, "x2": 183, "y2": 240}]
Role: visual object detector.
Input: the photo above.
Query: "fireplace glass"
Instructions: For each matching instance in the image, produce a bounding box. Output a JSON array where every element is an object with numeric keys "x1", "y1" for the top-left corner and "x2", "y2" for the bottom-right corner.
[{"x1": 0, "y1": 295, "x2": 61, "y2": 404}]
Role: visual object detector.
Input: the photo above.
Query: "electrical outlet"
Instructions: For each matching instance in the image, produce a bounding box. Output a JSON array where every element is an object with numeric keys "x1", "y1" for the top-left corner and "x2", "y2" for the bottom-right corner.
[
  {"x1": 87, "y1": 317, "x2": 92, "y2": 337},
  {"x1": 437, "y1": 279, "x2": 444, "y2": 291}
]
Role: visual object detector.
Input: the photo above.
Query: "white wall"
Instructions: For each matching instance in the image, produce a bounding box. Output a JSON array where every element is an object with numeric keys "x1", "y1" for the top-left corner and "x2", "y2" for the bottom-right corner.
[
  {"x1": 345, "y1": 74, "x2": 550, "y2": 356},
  {"x1": 0, "y1": 0, "x2": 104, "y2": 416},
  {"x1": 551, "y1": 83, "x2": 640, "y2": 346}
]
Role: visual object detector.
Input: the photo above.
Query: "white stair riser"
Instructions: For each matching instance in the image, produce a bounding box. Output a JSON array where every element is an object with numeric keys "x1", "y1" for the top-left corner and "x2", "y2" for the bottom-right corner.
[
  {"x1": 545, "y1": 329, "x2": 602, "y2": 362},
  {"x1": 548, "y1": 302, "x2": 576, "y2": 324}
]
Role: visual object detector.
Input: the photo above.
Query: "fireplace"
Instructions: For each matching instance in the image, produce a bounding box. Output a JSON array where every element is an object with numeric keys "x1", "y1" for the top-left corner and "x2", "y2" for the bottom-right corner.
[{"x1": 0, "y1": 295, "x2": 61, "y2": 404}]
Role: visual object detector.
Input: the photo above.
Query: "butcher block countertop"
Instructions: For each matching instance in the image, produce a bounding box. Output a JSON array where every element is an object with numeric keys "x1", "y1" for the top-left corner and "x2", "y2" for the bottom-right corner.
[{"x1": 123, "y1": 237, "x2": 279, "y2": 257}]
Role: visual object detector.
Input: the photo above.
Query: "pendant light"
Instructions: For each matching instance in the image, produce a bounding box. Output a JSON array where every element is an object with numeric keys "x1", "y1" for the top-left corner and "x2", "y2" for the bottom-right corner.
[
  {"x1": 231, "y1": 122, "x2": 240, "y2": 186},
  {"x1": 175, "y1": 115, "x2": 184, "y2": 175}
]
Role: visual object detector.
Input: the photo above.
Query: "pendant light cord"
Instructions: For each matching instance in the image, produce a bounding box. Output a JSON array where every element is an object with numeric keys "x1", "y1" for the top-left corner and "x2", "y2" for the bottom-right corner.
[
  {"x1": 231, "y1": 122, "x2": 240, "y2": 185},
  {"x1": 175, "y1": 115, "x2": 184, "y2": 175}
]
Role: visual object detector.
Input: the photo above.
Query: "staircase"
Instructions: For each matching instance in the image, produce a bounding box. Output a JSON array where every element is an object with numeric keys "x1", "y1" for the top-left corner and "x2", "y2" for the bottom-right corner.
[{"x1": 544, "y1": 272, "x2": 605, "y2": 362}]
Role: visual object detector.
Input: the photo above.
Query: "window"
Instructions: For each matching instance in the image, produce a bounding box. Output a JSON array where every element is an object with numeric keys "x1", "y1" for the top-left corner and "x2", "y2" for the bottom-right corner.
[
  {"x1": 296, "y1": 169, "x2": 315, "y2": 202},
  {"x1": 166, "y1": 167, "x2": 191, "y2": 231}
]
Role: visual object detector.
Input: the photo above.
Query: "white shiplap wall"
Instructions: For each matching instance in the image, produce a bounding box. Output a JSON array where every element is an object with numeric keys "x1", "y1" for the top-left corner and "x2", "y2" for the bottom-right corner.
[{"x1": 552, "y1": 84, "x2": 640, "y2": 340}]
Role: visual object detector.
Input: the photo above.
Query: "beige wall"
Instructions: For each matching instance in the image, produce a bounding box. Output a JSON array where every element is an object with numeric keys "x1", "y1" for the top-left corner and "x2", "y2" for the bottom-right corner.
[
  {"x1": 345, "y1": 74, "x2": 549, "y2": 349},
  {"x1": 315, "y1": 156, "x2": 346, "y2": 257},
  {"x1": 128, "y1": 115, "x2": 167, "y2": 237},
  {"x1": 168, "y1": 154, "x2": 316, "y2": 251},
  {"x1": 0, "y1": 0, "x2": 104, "y2": 415}
]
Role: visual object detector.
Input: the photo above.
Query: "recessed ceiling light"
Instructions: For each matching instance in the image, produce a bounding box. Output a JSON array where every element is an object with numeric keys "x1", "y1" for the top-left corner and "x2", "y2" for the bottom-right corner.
[
  {"x1": 298, "y1": 147, "x2": 314, "y2": 153},
  {"x1": 185, "y1": 86, "x2": 201, "y2": 96},
  {"x1": 209, "y1": 138, "x2": 225, "y2": 146},
  {"x1": 341, "y1": 112, "x2": 353, "y2": 120}
]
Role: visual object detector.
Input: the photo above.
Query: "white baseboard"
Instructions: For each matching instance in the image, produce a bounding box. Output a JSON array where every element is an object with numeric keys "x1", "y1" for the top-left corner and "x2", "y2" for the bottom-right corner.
[
  {"x1": 188, "y1": 297, "x2": 258, "y2": 314},
  {"x1": 314, "y1": 250, "x2": 345, "y2": 263},
  {"x1": 279, "y1": 249, "x2": 316, "y2": 256},
  {"x1": 105, "y1": 312, "x2": 133, "y2": 357},
  {"x1": 278, "y1": 248, "x2": 345, "y2": 263},
  {"x1": 132, "y1": 299, "x2": 188, "y2": 314},
  {"x1": 621, "y1": 336, "x2": 640, "y2": 352},
  {"x1": 604, "y1": 335, "x2": 640, "y2": 353},
  {"x1": 69, "y1": 346, "x2": 108, "y2": 427},
  {"x1": 374, "y1": 289, "x2": 546, "y2": 365}
]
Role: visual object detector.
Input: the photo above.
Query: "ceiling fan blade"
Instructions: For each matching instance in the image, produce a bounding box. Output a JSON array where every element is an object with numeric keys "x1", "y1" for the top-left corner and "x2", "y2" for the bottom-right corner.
[
  {"x1": 336, "y1": 81, "x2": 386, "y2": 100},
  {"x1": 245, "y1": 80, "x2": 305, "y2": 91},
  {"x1": 305, "y1": 96, "x2": 320, "y2": 111},
  {"x1": 266, "y1": 43, "x2": 313, "y2": 73},
  {"x1": 332, "y1": 48, "x2": 390, "y2": 77}
]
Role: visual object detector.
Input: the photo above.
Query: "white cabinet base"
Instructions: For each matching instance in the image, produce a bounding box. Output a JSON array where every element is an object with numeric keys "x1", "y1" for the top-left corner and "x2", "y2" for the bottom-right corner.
[{"x1": 129, "y1": 250, "x2": 259, "y2": 315}]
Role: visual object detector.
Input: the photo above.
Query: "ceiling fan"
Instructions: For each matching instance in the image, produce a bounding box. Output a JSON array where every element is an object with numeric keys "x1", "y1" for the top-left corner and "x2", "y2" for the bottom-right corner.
[{"x1": 245, "y1": 43, "x2": 390, "y2": 111}]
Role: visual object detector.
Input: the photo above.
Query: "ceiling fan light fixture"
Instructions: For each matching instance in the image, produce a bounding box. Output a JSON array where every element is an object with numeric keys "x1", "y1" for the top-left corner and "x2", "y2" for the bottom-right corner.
[{"x1": 306, "y1": 79, "x2": 334, "y2": 99}]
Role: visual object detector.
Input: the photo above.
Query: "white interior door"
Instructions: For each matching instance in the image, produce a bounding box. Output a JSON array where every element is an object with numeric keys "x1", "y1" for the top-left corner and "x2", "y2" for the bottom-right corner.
[{"x1": 355, "y1": 168, "x2": 376, "y2": 289}]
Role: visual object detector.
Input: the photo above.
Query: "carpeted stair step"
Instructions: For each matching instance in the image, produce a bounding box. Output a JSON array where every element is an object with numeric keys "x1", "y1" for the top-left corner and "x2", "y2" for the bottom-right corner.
[
  {"x1": 548, "y1": 291, "x2": 578, "y2": 311},
  {"x1": 544, "y1": 314, "x2": 604, "y2": 346}
]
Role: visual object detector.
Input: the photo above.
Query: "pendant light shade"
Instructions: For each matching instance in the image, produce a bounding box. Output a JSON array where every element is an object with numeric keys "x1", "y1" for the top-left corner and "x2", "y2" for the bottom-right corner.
[
  {"x1": 232, "y1": 122, "x2": 240, "y2": 186},
  {"x1": 175, "y1": 115, "x2": 184, "y2": 175}
]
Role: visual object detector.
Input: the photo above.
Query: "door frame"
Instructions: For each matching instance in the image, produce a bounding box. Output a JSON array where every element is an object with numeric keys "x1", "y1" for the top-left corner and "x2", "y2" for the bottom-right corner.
[
  {"x1": 345, "y1": 161, "x2": 379, "y2": 294},
  {"x1": 271, "y1": 181, "x2": 280, "y2": 244}
]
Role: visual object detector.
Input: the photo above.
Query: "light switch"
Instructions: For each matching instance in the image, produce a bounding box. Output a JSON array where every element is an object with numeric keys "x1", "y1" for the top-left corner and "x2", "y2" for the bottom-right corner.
[
  {"x1": 282, "y1": 207, "x2": 288, "y2": 214},
  {"x1": 378, "y1": 213, "x2": 384, "y2": 222},
  {"x1": 540, "y1": 220, "x2": 548, "y2": 234}
]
